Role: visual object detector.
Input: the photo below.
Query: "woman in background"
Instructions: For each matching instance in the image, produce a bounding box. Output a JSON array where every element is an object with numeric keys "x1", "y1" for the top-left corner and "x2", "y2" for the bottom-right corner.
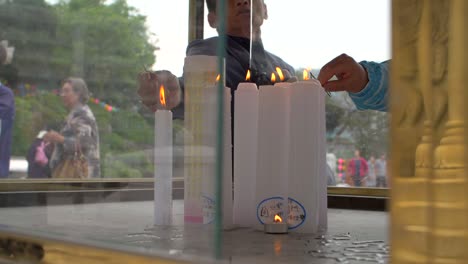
[{"x1": 44, "y1": 77, "x2": 100, "y2": 178}]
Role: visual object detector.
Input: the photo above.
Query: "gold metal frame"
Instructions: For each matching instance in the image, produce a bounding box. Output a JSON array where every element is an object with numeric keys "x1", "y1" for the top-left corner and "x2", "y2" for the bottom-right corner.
[{"x1": 0, "y1": 178, "x2": 389, "y2": 197}]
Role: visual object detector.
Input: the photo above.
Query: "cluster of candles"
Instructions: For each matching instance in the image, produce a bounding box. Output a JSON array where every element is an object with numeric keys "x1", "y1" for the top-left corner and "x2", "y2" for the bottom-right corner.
[
  {"x1": 234, "y1": 67, "x2": 327, "y2": 234},
  {"x1": 153, "y1": 55, "x2": 327, "y2": 235}
]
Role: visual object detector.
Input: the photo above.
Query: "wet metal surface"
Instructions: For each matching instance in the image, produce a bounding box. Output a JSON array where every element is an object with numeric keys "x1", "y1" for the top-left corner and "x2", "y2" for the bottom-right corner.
[{"x1": 0, "y1": 200, "x2": 388, "y2": 263}]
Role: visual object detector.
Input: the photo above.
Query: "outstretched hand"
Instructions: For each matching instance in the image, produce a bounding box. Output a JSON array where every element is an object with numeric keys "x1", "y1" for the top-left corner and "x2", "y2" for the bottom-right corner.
[
  {"x1": 317, "y1": 54, "x2": 369, "y2": 94},
  {"x1": 138, "y1": 70, "x2": 181, "y2": 112}
]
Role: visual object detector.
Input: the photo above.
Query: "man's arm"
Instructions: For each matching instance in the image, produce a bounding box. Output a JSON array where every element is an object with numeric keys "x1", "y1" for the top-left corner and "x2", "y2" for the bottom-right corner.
[
  {"x1": 349, "y1": 61, "x2": 389, "y2": 112},
  {"x1": 318, "y1": 54, "x2": 390, "y2": 112}
]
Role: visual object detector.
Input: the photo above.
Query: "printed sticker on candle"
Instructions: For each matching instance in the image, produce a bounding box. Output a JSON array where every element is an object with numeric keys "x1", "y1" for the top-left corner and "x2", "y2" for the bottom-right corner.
[
  {"x1": 287, "y1": 197, "x2": 307, "y2": 229},
  {"x1": 256, "y1": 197, "x2": 306, "y2": 229},
  {"x1": 256, "y1": 197, "x2": 286, "y2": 225},
  {"x1": 202, "y1": 195, "x2": 215, "y2": 224}
]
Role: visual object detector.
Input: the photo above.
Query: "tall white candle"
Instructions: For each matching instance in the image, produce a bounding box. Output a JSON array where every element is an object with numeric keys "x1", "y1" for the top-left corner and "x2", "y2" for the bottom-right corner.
[
  {"x1": 288, "y1": 79, "x2": 327, "y2": 233},
  {"x1": 154, "y1": 107, "x2": 173, "y2": 225},
  {"x1": 183, "y1": 55, "x2": 218, "y2": 224},
  {"x1": 255, "y1": 84, "x2": 290, "y2": 230},
  {"x1": 233, "y1": 82, "x2": 258, "y2": 227},
  {"x1": 198, "y1": 82, "x2": 232, "y2": 228}
]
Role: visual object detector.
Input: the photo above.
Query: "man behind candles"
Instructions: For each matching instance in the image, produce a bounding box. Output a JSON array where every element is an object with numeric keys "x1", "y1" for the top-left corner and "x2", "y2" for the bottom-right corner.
[
  {"x1": 137, "y1": 0, "x2": 336, "y2": 185},
  {"x1": 138, "y1": 0, "x2": 295, "y2": 119}
]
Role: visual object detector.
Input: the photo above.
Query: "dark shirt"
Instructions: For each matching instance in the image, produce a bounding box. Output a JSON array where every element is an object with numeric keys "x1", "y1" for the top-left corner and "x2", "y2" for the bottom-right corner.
[
  {"x1": 354, "y1": 159, "x2": 361, "y2": 177},
  {"x1": 0, "y1": 83, "x2": 15, "y2": 178},
  {"x1": 172, "y1": 35, "x2": 295, "y2": 119}
]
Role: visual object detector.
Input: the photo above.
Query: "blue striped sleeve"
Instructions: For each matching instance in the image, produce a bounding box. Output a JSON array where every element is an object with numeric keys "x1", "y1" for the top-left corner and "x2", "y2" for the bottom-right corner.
[{"x1": 348, "y1": 60, "x2": 390, "y2": 112}]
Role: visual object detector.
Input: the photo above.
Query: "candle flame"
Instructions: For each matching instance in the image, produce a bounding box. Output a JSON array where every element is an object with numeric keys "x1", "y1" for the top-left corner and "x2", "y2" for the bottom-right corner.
[
  {"x1": 159, "y1": 85, "x2": 166, "y2": 107},
  {"x1": 216, "y1": 74, "x2": 221, "y2": 82},
  {"x1": 271, "y1": 72, "x2": 277, "y2": 83},
  {"x1": 274, "y1": 214, "x2": 283, "y2": 223},
  {"x1": 303, "y1": 69, "x2": 310, "y2": 81},
  {"x1": 276, "y1": 67, "x2": 285, "y2": 81},
  {"x1": 246, "y1": 69, "x2": 251, "y2": 81}
]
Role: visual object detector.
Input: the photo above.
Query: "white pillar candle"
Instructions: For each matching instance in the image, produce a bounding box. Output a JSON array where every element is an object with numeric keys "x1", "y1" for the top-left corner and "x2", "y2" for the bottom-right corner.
[
  {"x1": 255, "y1": 84, "x2": 290, "y2": 230},
  {"x1": 183, "y1": 55, "x2": 218, "y2": 224},
  {"x1": 288, "y1": 79, "x2": 327, "y2": 233},
  {"x1": 154, "y1": 109, "x2": 173, "y2": 225},
  {"x1": 197, "y1": 83, "x2": 232, "y2": 228},
  {"x1": 200, "y1": 84, "x2": 217, "y2": 225},
  {"x1": 233, "y1": 82, "x2": 259, "y2": 227}
]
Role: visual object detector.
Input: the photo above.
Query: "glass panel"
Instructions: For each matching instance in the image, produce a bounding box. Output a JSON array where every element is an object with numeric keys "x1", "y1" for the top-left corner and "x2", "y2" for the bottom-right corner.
[
  {"x1": 1, "y1": 0, "x2": 220, "y2": 261},
  {"x1": 1, "y1": 0, "x2": 390, "y2": 263}
]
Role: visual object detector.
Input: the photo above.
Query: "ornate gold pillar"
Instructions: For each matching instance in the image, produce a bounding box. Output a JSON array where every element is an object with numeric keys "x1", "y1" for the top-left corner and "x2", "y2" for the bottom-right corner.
[
  {"x1": 430, "y1": 0, "x2": 468, "y2": 263},
  {"x1": 391, "y1": 1, "x2": 429, "y2": 263},
  {"x1": 391, "y1": 0, "x2": 468, "y2": 263}
]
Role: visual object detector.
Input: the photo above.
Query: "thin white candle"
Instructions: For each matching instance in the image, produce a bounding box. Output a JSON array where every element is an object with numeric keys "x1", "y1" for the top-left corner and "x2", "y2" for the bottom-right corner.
[
  {"x1": 233, "y1": 82, "x2": 258, "y2": 227},
  {"x1": 154, "y1": 85, "x2": 173, "y2": 226},
  {"x1": 255, "y1": 84, "x2": 290, "y2": 230},
  {"x1": 223, "y1": 87, "x2": 233, "y2": 229},
  {"x1": 288, "y1": 78, "x2": 327, "y2": 233}
]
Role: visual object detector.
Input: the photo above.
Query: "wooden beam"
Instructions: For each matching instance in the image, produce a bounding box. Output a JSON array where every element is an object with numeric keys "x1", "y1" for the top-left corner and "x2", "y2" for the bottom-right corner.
[{"x1": 188, "y1": 0, "x2": 205, "y2": 42}]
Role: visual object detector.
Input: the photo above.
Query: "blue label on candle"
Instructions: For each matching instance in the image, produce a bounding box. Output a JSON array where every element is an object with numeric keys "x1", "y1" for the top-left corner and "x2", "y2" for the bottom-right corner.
[
  {"x1": 287, "y1": 197, "x2": 307, "y2": 229},
  {"x1": 256, "y1": 197, "x2": 306, "y2": 229},
  {"x1": 257, "y1": 197, "x2": 286, "y2": 225}
]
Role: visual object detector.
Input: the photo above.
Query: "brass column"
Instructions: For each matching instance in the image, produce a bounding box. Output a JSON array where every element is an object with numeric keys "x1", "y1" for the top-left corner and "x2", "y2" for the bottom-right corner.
[
  {"x1": 391, "y1": 1, "x2": 429, "y2": 263},
  {"x1": 392, "y1": 0, "x2": 468, "y2": 263},
  {"x1": 431, "y1": 0, "x2": 468, "y2": 263}
]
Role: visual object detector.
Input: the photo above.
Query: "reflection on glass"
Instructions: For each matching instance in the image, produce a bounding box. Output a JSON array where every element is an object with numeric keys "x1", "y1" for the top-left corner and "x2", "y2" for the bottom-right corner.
[
  {"x1": 0, "y1": 0, "x2": 393, "y2": 263},
  {"x1": 44, "y1": 78, "x2": 100, "y2": 179},
  {"x1": 3, "y1": 0, "x2": 162, "y2": 179}
]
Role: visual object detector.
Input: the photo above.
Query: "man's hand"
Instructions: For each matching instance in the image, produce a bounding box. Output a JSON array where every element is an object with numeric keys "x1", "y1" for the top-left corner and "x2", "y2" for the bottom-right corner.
[
  {"x1": 282, "y1": 69, "x2": 298, "y2": 83},
  {"x1": 138, "y1": 70, "x2": 181, "y2": 112},
  {"x1": 317, "y1": 54, "x2": 369, "y2": 94}
]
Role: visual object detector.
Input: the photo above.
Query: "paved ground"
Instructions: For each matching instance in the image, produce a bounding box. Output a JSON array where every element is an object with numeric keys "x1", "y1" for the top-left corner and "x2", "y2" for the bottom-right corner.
[{"x1": 0, "y1": 200, "x2": 388, "y2": 263}]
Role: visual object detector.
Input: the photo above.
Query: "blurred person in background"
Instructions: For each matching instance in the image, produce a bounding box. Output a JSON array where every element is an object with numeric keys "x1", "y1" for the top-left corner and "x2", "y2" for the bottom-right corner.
[
  {"x1": 366, "y1": 155, "x2": 377, "y2": 187},
  {"x1": 0, "y1": 81, "x2": 15, "y2": 178},
  {"x1": 375, "y1": 153, "x2": 387, "y2": 187},
  {"x1": 44, "y1": 77, "x2": 100, "y2": 178},
  {"x1": 347, "y1": 149, "x2": 368, "y2": 187}
]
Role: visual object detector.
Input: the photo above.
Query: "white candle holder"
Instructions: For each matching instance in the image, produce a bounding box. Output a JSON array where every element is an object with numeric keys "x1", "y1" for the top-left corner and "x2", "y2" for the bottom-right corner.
[{"x1": 264, "y1": 215, "x2": 288, "y2": 234}]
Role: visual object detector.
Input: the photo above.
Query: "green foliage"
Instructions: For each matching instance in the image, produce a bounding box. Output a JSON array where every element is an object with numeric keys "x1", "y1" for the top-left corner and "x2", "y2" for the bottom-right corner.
[
  {"x1": 346, "y1": 110, "x2": 389, "y2": 158},
  {"x1": 0, "y1": 0, "x2": 156, "y2": 108},
  {"x1": 325, "y1": 97, "x2": 345, "y2": 133},
  {"x1": 3, "y1": 0, "x2": 159, "y2": 177},
  {"x1": 0, "y1": 0, "x2": 57, "y2": 88},
  {"x1": 103, "y1": 151, "x2": 153, "y2": 178},
  {"x1": 12, "y1": 94, "x2": 67, "y2": 156},
  {"x1": 52, "y1": 0, "x2": 157, "y2": 108},
  {"x1": 110, "y1": 110, "x2": 154, "y2": 147},
  {"x1": 12, "y1": 94, "x2": 160, "y2": 178}
]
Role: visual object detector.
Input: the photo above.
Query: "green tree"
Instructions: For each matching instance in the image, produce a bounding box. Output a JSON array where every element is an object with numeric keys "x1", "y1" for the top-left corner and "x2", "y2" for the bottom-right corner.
[
  {"x1": 346, "y1": 110, "x2": 389, "y2": 158},
  {"x1": 52, "y1": 0, "x2": 157, "y2": 108},
  {"x1": 0, "y1": 0, "x2": 57, "y2": 89}
]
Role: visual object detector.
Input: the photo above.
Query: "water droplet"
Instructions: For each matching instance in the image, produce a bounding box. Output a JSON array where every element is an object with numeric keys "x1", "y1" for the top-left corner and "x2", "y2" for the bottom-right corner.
[
  {"x1": 352, "y1": 240, "x2": 385, "y2": 245},
  {"x1": 126, "y1": 233, "x2": 161, "y2": 239},
  {"x1": 333, "y1": 237, "x2": 351, "y2": 241}
]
